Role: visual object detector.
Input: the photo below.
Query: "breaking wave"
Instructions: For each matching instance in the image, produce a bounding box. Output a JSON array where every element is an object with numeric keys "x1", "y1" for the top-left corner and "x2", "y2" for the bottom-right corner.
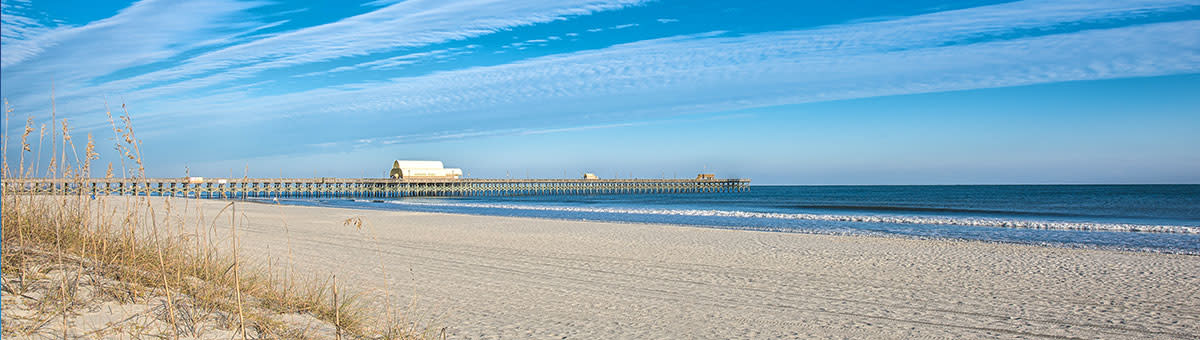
[{"x1": 372, "y1": 200, "x2": 1200, "y2": 234}]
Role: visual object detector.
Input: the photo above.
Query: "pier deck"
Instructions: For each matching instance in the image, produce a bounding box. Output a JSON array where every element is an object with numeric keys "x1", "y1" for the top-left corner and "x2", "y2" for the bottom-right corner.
[{"x1": 2, "y1": 177, "x2": 750, "y2": 198}]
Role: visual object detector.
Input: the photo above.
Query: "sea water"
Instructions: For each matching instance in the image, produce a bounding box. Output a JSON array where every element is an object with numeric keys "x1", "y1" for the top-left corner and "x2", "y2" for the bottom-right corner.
[{"x1": 266, "y1": 185, "x2": 1200, "y2": 254}]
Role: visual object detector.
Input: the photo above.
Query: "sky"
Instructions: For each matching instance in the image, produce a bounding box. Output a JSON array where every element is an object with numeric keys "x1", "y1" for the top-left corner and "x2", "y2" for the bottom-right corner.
[{"x1": 1, "y1": 0, "x2": 1198, "y2": 185}]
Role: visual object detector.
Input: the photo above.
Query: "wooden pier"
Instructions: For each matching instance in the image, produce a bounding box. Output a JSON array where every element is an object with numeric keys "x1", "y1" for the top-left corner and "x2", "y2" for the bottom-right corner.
[{"x1": 2, "y1": 177, "x2": 750, "y2": 198}]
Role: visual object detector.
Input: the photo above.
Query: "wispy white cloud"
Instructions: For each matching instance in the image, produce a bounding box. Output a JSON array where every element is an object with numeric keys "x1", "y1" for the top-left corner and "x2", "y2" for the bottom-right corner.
[
  {"x1": 2, "y1": 0, "x2": 648, "y2": 133},
  {"x1": 306, "y1": 21, "x2": 1194, "y2": 127},
  {"x1": 656, "y1": 18, "x2": 678, "y2": 24},
  {"x1": 345, "y1": 117, "x2": 712, "y2": 147},
  {"x1": 312, "y1": 112, "x2": 755, "y2": 149},
  {"x1": 584, "y1": 22, "x2": 641, "y2": 33},
  {"x1": 1, "y1": 0, "x2": 60, "y2": 68},
  {"x1": 145, "y1": 0, "x2": 1198, "y2": 129},
  {"x1": 295, "y1": 46, "x2": 479, "y2": 77},
  {"x1": 0, "y1": 0, "x2": 268, "y2": 124},
  {"x1": 89, "y1": 0, "x2": 648, "y2": 101}
]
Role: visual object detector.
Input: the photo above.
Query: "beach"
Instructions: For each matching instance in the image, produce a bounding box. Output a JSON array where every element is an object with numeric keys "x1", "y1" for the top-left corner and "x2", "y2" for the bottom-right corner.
[
  {"x1": 7, "y1": 1, "x2": 1199, "y2": 338},
  {"x1": 133, "y1": 196, "x2": 1198, "y2": 339}
]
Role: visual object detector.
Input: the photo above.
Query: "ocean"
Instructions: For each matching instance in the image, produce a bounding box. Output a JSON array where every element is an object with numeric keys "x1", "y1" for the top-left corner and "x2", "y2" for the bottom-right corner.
[{"x1": 265, "y1": 185, "x2": 1200, "y2": 254}]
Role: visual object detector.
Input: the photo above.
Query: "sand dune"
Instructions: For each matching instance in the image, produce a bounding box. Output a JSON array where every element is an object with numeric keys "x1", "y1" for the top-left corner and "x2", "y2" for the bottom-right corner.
[{"x1": 144, "y1": 197, "x2": 1198, "y2": 339}]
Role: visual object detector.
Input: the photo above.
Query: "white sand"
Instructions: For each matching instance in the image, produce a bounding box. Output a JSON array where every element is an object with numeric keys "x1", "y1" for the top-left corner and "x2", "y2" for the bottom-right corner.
[
  {"x1": 0, "y1": 247, "x2": 340, "y2": 339},
  {"x1": 135, "y1": 197, "x2": 1200, "y2": 339}
]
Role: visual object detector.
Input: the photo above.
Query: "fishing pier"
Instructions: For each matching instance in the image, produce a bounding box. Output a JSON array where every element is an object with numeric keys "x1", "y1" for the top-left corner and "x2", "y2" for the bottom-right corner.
[{"x1": 2, "y1": 177, "x2": 751, "y2": 198}]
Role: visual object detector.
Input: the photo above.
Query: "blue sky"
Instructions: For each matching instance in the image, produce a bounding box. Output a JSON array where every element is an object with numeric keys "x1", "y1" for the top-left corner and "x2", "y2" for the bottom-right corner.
[{"x1": 1, "y1": 0, "x2": 1198, "y2": 184}]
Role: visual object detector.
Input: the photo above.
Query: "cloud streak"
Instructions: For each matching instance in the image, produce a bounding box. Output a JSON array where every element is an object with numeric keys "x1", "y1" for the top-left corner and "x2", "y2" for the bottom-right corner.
[
  {"x1": 2, "y1": 0, "x2": 648, "y2": 131},
  {"x1": 0, "y1": 0, "x2": 268, "y2": 124},
  {"x1": 85, "y1": 0, "x2": 648, "y2": 101},
  {"x1": 1, "y1": 0, "x2": 59, "y2": 68},
  {"x1": 125, "y1": 1, "x2": 1200, "y2": 143}
]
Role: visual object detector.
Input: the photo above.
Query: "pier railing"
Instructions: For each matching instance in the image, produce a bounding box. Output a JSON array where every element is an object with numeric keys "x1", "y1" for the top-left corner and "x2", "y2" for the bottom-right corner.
[{"x1": 2, "y1": 177, "x2": 751, "y2": 198}]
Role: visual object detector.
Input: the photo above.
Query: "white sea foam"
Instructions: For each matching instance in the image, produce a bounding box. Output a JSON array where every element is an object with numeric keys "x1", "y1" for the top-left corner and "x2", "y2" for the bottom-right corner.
[{"x1": 377, "y1": 200, "x2": 1200, "y2": 234}]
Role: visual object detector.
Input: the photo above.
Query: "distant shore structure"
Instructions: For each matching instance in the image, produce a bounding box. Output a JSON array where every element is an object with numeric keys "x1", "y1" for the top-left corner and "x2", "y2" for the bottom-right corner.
[{"x1": 390, "y1": 160, "x2": 463, "y2": 179}]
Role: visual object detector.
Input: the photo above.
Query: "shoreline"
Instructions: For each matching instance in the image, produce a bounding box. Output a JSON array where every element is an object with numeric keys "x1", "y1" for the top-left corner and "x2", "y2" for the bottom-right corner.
[
  {"x1": 247, "y1": 196, "x2": 1200, "y2": 256},
  {"x1": 124, "y1": 196, "x2": 1198, "y2": 339}
]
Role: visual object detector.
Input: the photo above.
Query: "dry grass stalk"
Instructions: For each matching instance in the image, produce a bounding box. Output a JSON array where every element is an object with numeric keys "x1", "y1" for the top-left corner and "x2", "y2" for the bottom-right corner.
[
  {"x1": 334, "y1": 275, "x2": 342, "y2": 340},
  {"x1": 2, "y1": 101, "x2": 436, "y2": 339},
  {"x1": 232, "y1": 202, "x2": 247, "y2": 340},
  {"x1": 149, "y1": 205, "x2": 180, "y2": 339}
]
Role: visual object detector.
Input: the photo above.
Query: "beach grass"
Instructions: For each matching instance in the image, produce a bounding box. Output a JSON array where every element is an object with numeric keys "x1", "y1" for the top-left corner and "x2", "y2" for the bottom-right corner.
[{"x1": 1, "y1": 100, "x2": 441, "y2": 339}]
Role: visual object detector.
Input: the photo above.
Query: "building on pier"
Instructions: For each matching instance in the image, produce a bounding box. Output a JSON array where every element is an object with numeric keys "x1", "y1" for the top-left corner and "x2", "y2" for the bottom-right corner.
[{"x1": 389, "y1": 160, "x2": 463, "y2": 179}]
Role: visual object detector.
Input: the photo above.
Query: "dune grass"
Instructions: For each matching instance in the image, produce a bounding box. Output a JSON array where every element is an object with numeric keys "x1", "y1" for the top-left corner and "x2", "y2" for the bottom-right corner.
[{"x1": 1, "y1": 100, "x2": 441, "y2": 339}]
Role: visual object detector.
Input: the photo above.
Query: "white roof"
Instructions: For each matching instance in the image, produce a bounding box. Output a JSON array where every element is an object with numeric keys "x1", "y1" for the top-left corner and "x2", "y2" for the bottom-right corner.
[
  {"x1": 399, "y1": 168, "x2": 462, "y2": 176},
  {"x1": 392, "y1": 160, "x2": 445, "y2": 169}
]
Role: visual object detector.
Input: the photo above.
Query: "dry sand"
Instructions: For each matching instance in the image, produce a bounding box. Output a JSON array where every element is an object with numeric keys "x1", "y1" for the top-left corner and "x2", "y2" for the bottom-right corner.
[
  {"x1": 131, "y1": 197, "x2": 1199, "y2": 339},
  {"x1": 0, "y1": 248, "x2": 340, "y2": 339}
]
